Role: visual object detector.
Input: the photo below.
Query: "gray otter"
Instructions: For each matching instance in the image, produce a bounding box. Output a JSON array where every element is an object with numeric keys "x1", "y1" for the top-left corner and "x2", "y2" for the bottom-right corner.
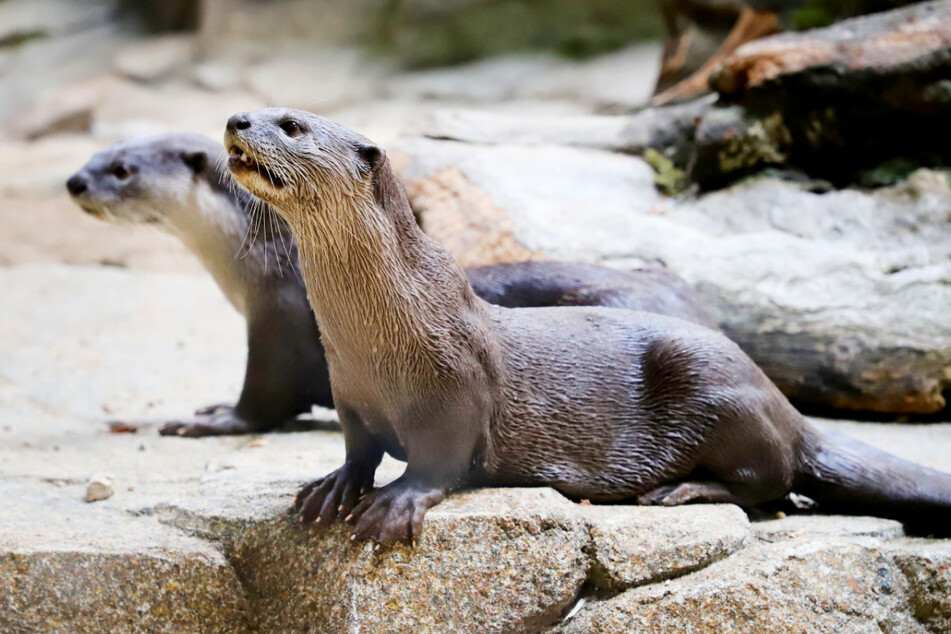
[
  {"x1": 67, "y1": 133, "x2": 331, "y2": 436},
  {"x1": 224, "y1": 107, "x2": 951, "y2": 544},
  {"x1": 66, "y1": 133, "x2": 716, "y2": 436}
]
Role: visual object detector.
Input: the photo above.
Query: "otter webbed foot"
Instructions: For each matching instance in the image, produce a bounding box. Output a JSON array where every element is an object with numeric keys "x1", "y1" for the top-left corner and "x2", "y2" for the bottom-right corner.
[
  {"x1": 158, "y1": 408, "x2": 259, "y2": 437},
  {"x1": 346, "y1": 477, "x2": 446, "y2": 546},
  {"x1": 636, "y1": 481, "x2": 741, "y2": 506},
  {"x1": 296, "y1": 462, "x2": 376, "y2": 526}
]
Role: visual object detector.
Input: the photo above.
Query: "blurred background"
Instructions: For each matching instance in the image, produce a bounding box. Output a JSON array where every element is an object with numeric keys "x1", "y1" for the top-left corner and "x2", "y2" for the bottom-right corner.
[{"x1": 0, "y1": 0, "x2": 671, "y2": 270}]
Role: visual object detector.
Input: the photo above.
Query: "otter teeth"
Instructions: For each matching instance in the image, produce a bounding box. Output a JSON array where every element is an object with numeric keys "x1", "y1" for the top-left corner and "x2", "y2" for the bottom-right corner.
[{"x1": 230, "y1": 148, "x2": 255, "y2": 167}]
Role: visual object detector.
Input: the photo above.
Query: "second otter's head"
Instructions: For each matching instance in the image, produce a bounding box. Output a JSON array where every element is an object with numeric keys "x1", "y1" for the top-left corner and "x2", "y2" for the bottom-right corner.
[
  {"x1": 223, "y1": 108, "x2": 386, "y2": 217},
  {"x1": 66, "y1": 133, "x2": 227, "y2": 226}
]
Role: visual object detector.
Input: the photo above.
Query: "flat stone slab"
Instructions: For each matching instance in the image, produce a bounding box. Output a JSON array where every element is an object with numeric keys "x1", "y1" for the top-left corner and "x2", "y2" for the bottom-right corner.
[
  {"x1": 0, "y1": 481, "x2": 249, "y2": 633},
  {"x1": 558, "y1": 536, "x2": 951, "y2": 633},
  {"x1": 1, "y1": 264, "x2": 950, "y2": 632}
]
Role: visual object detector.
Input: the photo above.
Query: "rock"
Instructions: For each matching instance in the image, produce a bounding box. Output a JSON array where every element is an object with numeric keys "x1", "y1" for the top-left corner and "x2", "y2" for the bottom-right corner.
[
  {"x1": 0, "y1": 135, "x2": 106, "y2": 196},
  {"x1": 416, "y1": 97, "x2": 713, "y2": 157},
  {"x1": 224, "y1": 491, "x2": 754, "y2": 632},
  {"x1": 887, "y1": 539, "x2": 951, "y2": 633},
  {"x1": 515, "y1": 44, "x2": 662, "y2": 111},
  {"x1": 90, "y1": 81, "x2": 267, "y2": 141},
  {"x1": 190, "y1": 61, "x2": 244, "y2": 92},
  {"x1": 386, "y1": 55, "x2": 563, "y2": 103},
  {"x1": 0, "y1": 1, "x2": 128, "y2": 137},
  {"x1": 244, "y1": 50, "x2": 379, "y2": 113},
  {"x1": 395, "y1": 138, "x2": 661, "y2": 264},
  {"x1": 754, "y1": 515, "x2": 905, "y2": 541},
  {"x1": 394, "y1": 136, "x2": 951, "y2": 415},
  {"x1": 0, "y1": 0, "x2": 112, "y2": 44},
  {"x1": 585, "y1": 505, "x2": 750, "y2": 590},
  {"x1": 691, "y1": 1, "x2": 951, "y2": 185},
  {"x1": 712, "y1": 1, "x2": 951, "y2": 97},
  {"x1": 559, "y1": 537, "x2": 926, "y2": 633},
  {"x1": 232, "y1": 488, "x2": 589, "y2": 632},
  {"x1": 10, "y1": 75, "x2": 114, "y2": 141},
  {"x1": 0, "y1": 481, "x2": 248, "y2": 633},
  {"x1": 387, "y1": 43, "x2": 662, "y2": 111},
  {"x1": 85, "y1": 472, "x2": 114, "y2": 502},
  {"x1": 113, "y1": 34, "x2": 195, "y2": 83}
]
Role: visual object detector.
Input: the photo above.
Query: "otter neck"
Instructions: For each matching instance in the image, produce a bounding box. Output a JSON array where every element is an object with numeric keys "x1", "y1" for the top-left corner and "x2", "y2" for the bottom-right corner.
[
  {"x1": 284, "y1": 163, "x2": 483, "y2": 378},
  {"x1": 169, "y1": 182, "x2": 254, "y2": 315}
]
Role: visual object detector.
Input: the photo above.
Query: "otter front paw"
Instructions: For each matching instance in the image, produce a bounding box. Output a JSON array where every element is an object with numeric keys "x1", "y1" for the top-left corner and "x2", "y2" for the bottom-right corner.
[
  {"x1": 346, "y1": 478, "x2": 446, "y2": 546},
  {"x1": 158, "y1": 409, "x2": 256, "y2": 437},
  {"x1": 296, "y1": 462, "x2": 376, "y2": 526}
]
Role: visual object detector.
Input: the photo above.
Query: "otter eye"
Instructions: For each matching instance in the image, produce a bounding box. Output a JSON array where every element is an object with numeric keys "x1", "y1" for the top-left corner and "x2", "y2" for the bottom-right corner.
[
  {"x1": 280, "y1": 120, "x2": 301, "y2": 137},
  {"x1": 113, "y1": 165, "x2": 129, "y2": 179}
]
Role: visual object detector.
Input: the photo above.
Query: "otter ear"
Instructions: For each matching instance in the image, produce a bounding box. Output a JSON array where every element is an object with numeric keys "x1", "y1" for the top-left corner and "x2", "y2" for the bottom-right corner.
[
  {"x1": 181, "y1": 150, "x2": 208, "y2": 174},
  {"x1": 358, "y1": 144, "x2": 385, "y2": 171}
]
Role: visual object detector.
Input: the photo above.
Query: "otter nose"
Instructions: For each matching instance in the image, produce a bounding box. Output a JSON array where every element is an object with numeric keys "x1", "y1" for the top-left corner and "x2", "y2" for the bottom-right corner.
[
  {"x1": 227, "y1": 113, "x2": 251, "y2": 133},
  {"x1": 66, "y1": 174, "x2": 87, "y2": 196}
]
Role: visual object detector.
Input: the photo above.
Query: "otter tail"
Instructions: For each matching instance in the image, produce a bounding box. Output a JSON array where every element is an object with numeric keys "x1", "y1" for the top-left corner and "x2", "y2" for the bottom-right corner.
[{"x1": 795, "y1": 422, "x2": 951, "y2": 536}]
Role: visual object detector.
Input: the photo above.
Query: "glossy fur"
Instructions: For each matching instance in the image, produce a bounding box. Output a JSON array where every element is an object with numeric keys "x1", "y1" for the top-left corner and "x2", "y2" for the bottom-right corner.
[
  {"x1": 228, "y1": 108, "x2": 951, "y2": 544},
  {"x1": 67, "y1": 133, "x2": 717, "y2": 437}
]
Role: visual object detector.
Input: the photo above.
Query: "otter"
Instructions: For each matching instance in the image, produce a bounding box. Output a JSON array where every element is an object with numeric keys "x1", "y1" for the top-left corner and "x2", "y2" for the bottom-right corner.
[
  {"x1": 67, "y1": 133, "x2": 332, "y2": 437},
  {"x1": 223, "y1": 108, "x2": 951, "y2": 544},
  {"x1": 66, "y1": 133, "x2": 716, "y2": 437}
]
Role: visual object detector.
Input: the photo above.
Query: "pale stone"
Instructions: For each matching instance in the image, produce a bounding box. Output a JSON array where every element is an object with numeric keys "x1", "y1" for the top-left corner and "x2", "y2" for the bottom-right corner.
[
  {"x1": 114, "y1": 34, "x2": 195, "y2": 83},
  {"x1": 85, "y1": 472, "x2": 114, "y2": 502}
]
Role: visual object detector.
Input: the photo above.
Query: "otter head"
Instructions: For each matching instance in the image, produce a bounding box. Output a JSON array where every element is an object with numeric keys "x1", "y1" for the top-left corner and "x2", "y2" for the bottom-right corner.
[
  {"x1": 66, "y1": 133, "x2": 226, "y2": 226},
  {"x1": 224, "y1": 108, "x2": 385, "y2": 218}
]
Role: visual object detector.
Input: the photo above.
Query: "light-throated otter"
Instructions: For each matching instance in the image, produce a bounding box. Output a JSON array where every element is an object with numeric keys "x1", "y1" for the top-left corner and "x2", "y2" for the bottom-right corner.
[
  {"x1": 224, "y1": 107, "x2": 951, "y2": 544},
  {"x1": 67, "y1": 133, "x2": 332, "y2": 436},
  {"x1": 66, "y1": 133, "x2": 716, "y2": 436}
]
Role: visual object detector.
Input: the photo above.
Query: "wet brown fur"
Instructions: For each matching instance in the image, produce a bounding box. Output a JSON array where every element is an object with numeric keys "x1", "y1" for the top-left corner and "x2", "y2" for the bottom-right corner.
[{"x1": 226, "y1": 109, "x2": 951, "y2": 544}]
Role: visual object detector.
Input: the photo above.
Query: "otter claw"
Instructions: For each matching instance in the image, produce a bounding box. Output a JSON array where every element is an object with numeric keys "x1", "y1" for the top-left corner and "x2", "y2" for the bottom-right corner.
[
  {"x1": 346, "y1": 478, "x2": 445, "y2": 545},
  {"x1": 296, "y1": 463, "x2": 375, "y2": 526}
]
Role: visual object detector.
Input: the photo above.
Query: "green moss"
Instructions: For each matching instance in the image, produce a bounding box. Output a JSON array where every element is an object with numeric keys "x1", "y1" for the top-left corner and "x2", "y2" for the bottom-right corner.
[
  {"x1": 789, "y1": 1, "x2": 837, "y2": 30},
  {"x1": 789, "y1": 0, "x2": 903, "y2": 30},
  {"x1": 645, "y1": 148, "x2": 688, "y2": 196},
  {"x1": 0, "y1": 29, "x2": 47, "y2": 49},
  {"x1": 717, "y1": 112, "x2": 791, "y2": 176},
  {"x1": 367, "y1": 0, "x2": 664, "y2": 68},
  {"x1": 857, "y1": 157, "x2": 919, "y2": 188}
]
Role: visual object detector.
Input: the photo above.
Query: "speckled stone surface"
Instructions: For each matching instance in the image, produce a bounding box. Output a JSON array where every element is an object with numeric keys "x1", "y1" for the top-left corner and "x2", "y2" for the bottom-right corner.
[
  {"x1": 753, "y1": 514, "x2": 905, "y2": 542},
  {"x1": 558, "y1": 537, "x2": 933, "y2": 633},
  {"x1": 0, "y1": 481, "x2": 249, "y2": 633},
  {"x1": 231, "y1": 488, "x2": 589, "y2": 633},
  {"x1": 584, "y1": 504, "x2": 750, "y2": 590}
]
